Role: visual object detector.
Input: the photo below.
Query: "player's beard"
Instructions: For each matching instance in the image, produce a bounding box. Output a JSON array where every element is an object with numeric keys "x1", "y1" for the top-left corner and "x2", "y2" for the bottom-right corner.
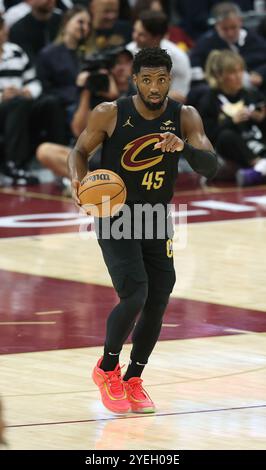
[{"x1": 137, "y1": 85, "x2": 169, "y2": 111}]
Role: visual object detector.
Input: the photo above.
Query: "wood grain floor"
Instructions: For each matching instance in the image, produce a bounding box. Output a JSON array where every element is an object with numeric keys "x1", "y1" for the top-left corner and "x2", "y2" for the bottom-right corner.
[
  {"x1": 1, "y1": 184, "x2": 265, "y2": 450},
  {"x1": 1, "y1": 334, "x2": 265, "y2": 450}
]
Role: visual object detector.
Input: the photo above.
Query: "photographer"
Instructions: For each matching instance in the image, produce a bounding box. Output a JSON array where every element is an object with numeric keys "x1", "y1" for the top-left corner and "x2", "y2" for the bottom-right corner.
[
  {"x1": 72, "y1": 47, "x2": 134, "y2": 135},
  {"x1": 36, "y1": 47, "x2": 135, "y2": 186}
]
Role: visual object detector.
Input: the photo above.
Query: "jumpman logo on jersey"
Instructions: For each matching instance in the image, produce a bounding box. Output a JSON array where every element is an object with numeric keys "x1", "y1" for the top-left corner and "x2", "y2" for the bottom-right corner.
[{"x1": 123, "y1": 116, "x2": 134, "y2": 128}]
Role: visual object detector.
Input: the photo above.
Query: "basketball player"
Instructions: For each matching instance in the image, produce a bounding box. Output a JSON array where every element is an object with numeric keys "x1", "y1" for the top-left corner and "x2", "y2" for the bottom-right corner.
[{"x1": 68, "y1": 48, "x2": 217, "y2": 413}]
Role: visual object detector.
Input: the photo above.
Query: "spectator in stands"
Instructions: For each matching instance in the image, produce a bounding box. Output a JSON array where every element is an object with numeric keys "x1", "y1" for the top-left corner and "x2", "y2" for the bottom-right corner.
[
  {"x1": 190, "y1": 2, "x2": 266, "y2": 86},
  {"x1": 37, "y1": 5, "x2": 91, "y2": 128},
  {"x1": 0, "y1": 13, "x2": 42, "y2": 185},
  {"x1": 9, "y1": 0, "x2": 62, "y2": 63},
  {"x1": 126, "y1": 10, "x2": 191, "y2": 102},
  {"x1": 199, "y1": 49, "x2": 266, "y2": 186},
  {"x1": 118, "y1": 0, "x2": 131, "y2": 20},
  {"x1": 257, "y1": 15, "x2": 266, "y2": 41},
  {"x1": 174, "y1": 1, "x2": 254, "y2": 41},
  {"x1": 36, "y1": 47, "x2": 135, "y2": 186},
  {"x1": 3, "y1": 0, "x2": 32, "y2": 28},
  {"x1": 7, "y1": 2, "x2": 73, "y2": 149},
  {"x1": 132, "y1": 0, "x2": 194, "y2": 50},
  {"x1": 132, "y1": 0, "x2": 162, "y2": 19},
  {"x1": 3, "y1": 0, "x2": 74, "y2": 29},
  {"x1": 85, "y1": 0, "x2": 132, "y2": 54}
]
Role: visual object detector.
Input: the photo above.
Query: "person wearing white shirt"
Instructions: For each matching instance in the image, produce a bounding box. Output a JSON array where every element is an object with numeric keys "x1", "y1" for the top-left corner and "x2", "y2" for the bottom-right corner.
[
  {"x1": 126, "y1": 10, "x2": 191, "y2": 102},
  {"x1": 0, "y1": 13, "x2": 42, "y2": 183},
  {"x1": 3, "y1": 0, "x2": 74, "y2": 28},
  {"x1": 3, "y1": 1, "x2": 32, "y2": 28}
]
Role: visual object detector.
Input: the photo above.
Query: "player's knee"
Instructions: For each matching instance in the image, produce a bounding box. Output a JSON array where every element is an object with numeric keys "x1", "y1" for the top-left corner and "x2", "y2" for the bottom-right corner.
[
  {"x1": 157, "y1": 269, "x2": 176, "y2": 296},
  {"x1": 143, "y1": 271, "x2": 176, "y2": 320},
  {"x1": 168, "y1": 269, "x2": 176, "y2": 293},
  {"x1": 130, "y1": 283, "x2": 148, "y2": 312},
  {"x1": 145, "y1": 293, "x2": 169, "y2": 321},
  {"x1": 120, "y1": 278, "x2": 148, "y2": 314}
]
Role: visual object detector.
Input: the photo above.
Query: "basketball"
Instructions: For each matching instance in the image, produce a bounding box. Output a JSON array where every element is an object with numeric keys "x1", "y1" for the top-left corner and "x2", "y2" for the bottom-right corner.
[{"x1": 78, "y1": 169, "x2": 127, "y2": 217}]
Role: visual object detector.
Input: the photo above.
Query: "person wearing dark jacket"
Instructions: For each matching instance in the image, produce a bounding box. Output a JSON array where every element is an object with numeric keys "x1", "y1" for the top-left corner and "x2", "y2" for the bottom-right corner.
[
  {"x1": 190, "y1": 2, "x2": 266, "y2": 87},
  {"x1": 9, "y1": 0, "x2": 62, "y2": 64},
  {"x1": 37, "y1": 6, "x2": 91, "y2": 119},
  {"x1": 199, "y1": 49, "x2": 266, "y2": 186}
]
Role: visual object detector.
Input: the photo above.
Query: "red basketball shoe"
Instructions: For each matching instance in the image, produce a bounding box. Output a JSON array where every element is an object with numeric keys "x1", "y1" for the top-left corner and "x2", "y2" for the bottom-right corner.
[
  {"x1": 92, "y1": 358, "x2": 131, "y2": 413},
  {"x1": 124, "y1": 377, "x2": 156, "y2": 413}
]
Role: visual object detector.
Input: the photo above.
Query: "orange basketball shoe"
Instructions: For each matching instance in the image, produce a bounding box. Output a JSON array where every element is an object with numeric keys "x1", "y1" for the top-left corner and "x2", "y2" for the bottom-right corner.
[
  {"x1": 124, "y1": 377, "x2": 156, "y2": 413},
  {"x1": 92, "y1": 358, "x2": 131, "y2": 413}
]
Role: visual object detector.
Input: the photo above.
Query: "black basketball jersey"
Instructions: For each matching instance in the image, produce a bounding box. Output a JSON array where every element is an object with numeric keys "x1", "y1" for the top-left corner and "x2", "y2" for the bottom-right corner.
[{"x1": 101, "y1": 96, "x2": 182, "y2": 204}]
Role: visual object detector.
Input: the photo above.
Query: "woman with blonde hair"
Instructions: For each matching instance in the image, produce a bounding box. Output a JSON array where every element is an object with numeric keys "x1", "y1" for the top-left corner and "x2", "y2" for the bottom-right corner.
[{"x1": 199, "y1": 49, "x2": 266, "y2": 185}]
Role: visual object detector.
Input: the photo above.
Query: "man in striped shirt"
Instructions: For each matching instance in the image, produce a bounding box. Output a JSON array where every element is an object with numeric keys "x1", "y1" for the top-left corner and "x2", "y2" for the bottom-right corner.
[{"x1": 0, "y1": 13, "x2": 42, "y2": 184}]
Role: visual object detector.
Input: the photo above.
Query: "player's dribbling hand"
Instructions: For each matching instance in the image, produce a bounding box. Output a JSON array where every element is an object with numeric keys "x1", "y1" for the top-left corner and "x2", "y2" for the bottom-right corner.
[
  {"x1": 154, "y1": 132, "x2": 184, "y2": 153},
  {"x1": 71, "y1": 179, "x2": 81, "y2": 208}
]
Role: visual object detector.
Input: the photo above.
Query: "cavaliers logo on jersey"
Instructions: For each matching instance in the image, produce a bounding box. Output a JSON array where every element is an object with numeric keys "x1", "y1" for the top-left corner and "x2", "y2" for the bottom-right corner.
[{"x1": 121, "y1": 133, "x2": 163, "y2": 172}]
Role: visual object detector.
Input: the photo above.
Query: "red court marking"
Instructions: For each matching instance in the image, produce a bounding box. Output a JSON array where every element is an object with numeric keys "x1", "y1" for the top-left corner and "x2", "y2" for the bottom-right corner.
[
  {"x1": 1, "y1": 183, "x2": 266, "y2": 239},
  {"x1": 7, "y1": 404, "x2": 266, "y2": 429},
  {"x1": 0, "y1": 270, "x2": 265, "y2": 355},
  {"x1": 1, "y1": 180, "x2": 265, "y2": 355}
]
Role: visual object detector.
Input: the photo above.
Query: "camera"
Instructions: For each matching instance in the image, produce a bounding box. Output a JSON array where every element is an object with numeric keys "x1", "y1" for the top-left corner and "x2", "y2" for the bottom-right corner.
[{"x1": 81, "y1": 47, "x2": 127, "y2": 94}]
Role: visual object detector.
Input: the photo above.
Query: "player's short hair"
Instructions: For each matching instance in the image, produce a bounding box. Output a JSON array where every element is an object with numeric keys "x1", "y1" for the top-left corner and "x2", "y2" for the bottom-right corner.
[{"x1": 133, "y1": 47, "x2": 172, "y2": 74}]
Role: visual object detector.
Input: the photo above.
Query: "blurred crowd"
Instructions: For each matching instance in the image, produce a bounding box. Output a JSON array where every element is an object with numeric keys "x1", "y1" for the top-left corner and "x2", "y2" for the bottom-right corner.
[{"x1": 1, "y1": 0, "x2": 266, "y2": 188}]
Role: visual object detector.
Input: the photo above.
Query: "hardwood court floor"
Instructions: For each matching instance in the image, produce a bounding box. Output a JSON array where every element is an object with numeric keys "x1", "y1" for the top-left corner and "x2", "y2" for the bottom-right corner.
[
  {"x1": 2, "y1": 337, "x2": 266, "y2": 450},
  {"x1": 0, "y1": 179, "x2": 266, "y2": 449}
]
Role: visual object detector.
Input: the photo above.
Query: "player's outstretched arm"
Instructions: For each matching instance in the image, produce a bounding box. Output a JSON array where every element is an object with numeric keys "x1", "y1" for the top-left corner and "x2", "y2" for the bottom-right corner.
[
  {"x1": 153, "y1": 105, "x2": 218, "y2": 179},
  {"x1": 180, "y1": 105, "x2": 218, "y2": 179}
]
